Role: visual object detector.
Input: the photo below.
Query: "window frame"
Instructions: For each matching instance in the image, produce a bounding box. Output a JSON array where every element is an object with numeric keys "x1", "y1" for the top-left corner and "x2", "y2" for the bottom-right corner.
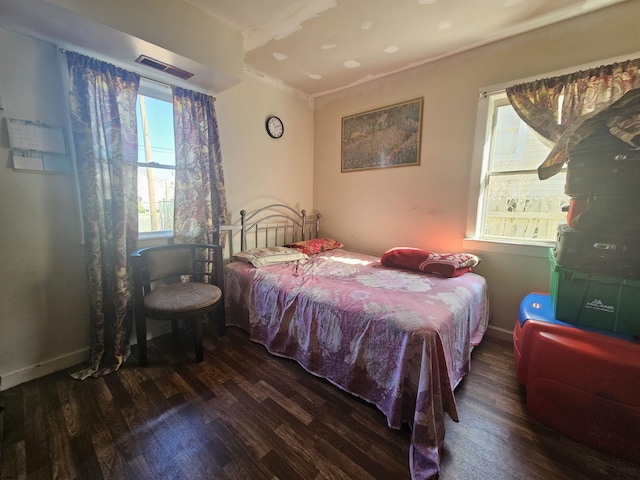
[
  {"x1": 136, "y1": 79, "x2": 175, "y2": 240},
  {"x1": 465, "y1": 90, "x2": 566, "y2": 255},
  {"x1": 464, "y1": 54, "x2": 640, "y2": 257}
]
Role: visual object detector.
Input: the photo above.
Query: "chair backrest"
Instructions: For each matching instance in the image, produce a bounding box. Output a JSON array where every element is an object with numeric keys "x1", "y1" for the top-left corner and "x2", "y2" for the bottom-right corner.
[
  {"x1": 129, "y1": 244, "x2": 224, "y2": 296},
  {"x1": 128, "y1": 243, "x2": 225, "y2": 365}
]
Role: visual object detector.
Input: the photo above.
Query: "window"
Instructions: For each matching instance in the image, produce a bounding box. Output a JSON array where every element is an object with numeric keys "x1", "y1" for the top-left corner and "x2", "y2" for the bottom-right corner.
[
  {"x1": 136, "y1": 80, "x2": 175, "y2": 235},
  {"x1": 471, "y1": 92, "x2": 568, "y2": 245}
]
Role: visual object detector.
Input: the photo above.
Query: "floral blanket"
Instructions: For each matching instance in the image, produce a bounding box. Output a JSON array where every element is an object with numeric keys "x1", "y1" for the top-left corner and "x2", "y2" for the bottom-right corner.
[{"x1": 224, "y1": 249, "x2": 490, "y2": 479}]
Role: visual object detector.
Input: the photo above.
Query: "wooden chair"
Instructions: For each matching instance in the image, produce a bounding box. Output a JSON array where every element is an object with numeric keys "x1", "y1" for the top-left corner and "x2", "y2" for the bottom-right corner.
[{"x1": 129, "y1": 243, "x2": 225, "y2": 366}]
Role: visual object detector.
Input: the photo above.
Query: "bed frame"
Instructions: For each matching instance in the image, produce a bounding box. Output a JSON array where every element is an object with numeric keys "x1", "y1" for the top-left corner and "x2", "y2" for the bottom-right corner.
[
  {"x1": 219, "y1": 203, "x2": 321, "y2": 256},
  {"x1": 220, "y1": 202, "x2": 491, "y2": 479}
]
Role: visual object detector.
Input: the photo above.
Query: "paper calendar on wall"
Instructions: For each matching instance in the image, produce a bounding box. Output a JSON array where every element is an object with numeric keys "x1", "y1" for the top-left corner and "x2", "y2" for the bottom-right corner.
[{"x1": 7, "y1": 118, "x2": 72, "y2": 173}]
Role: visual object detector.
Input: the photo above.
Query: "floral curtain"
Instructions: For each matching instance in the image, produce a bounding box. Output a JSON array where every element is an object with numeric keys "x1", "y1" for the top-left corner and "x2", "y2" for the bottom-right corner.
[
  {"x1": 172, "y1": 87, "x2": 228, "y2": 245},
  {"x1": 66, "y1": 52, "x2": 140, "y2": 379},
  {"x1": 506, "y1": 57, "x2": 640, "y2": 179}
]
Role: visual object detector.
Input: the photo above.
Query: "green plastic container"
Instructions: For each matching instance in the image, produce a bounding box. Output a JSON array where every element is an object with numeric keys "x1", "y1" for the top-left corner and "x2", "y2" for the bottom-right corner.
[{"x1": 548, "y1": 248, "x2": 640, "y2": 336}]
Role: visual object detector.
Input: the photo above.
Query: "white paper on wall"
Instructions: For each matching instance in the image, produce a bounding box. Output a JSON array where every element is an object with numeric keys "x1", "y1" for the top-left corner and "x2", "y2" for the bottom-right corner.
[
  {"x1": 7, "y1": 118, "x2": 67, "y2": 154},
  {"x1": 7, "y1": 118, "x2": 71, "y2": 173}
]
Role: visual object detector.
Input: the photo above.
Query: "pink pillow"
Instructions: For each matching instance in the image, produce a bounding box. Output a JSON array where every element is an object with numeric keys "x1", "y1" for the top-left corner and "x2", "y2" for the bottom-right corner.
[
  {"x1": 381, "y1": 247, "x2": 480, "y2": 278},
  {"x1": 286, "y1": 238, "x2": 344, "y2": 255}
]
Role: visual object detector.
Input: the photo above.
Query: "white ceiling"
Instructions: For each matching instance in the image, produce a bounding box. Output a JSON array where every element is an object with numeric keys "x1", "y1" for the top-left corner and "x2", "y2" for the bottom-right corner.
[
  {"x1": 0, "y1": 0, "x2": 629, "y2": 98},
  {"x1": 185, "y1": 0, "x2": 628, "y2": 97}
]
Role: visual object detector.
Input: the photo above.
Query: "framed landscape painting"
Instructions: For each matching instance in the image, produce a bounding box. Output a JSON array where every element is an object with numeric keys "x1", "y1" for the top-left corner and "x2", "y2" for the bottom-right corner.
[{"x1": 341, "y1": 97, "x2": 423, "y2": 172}]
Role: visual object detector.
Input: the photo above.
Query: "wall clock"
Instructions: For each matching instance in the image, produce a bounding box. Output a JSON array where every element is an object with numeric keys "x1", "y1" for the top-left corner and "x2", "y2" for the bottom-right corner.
[{"x1": 265, "y1": 115, "x2": 284, "y2": 139}]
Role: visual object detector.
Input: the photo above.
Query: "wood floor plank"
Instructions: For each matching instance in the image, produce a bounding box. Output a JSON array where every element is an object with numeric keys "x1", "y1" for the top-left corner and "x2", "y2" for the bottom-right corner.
[
  {"x1": 218, "y1": 395, "x2": 274, "y2": 459},
  {"x1": 46, "y1": 409, "x2": 78, "y2": 480},
  {"x1": 312, "y1": 432, "x2": 377, "y2": 480},
  {"x1": 206, "y1": 416, "x2": 277, "y2": 479},
  {"x1": 213, "y1": 351, "x2": 270, "y2": 404},
  {"x1": 261, "y1": 448, "x2": 313, "y2": 480},
  {"x1": 171, "y1": 402, "x2": 232, "y2": 472},
  {"x1": 91, "y1": 427, "x2": 128, "y2": 480},
  {"x1": 142, "y1": 364, "x2": 181, "y2": 400},
  {"x1": 0, "y1": 440, "x2": 26, "y2": 480},
  {"x1": 222, "y1": 459, "x2": 264, "y2": 480},
  {"x1": 256, "y1": 379, "x2": 314, "y2": 425},
  {"x1": 68, "y1": 432, "x2": 104, "y2": 480},
  {"x1": 172, "y1": 363, "x2": 217, "y2": 402},
  {"x1": 102, "y1": 372, "x2": 135, "y2": 411},
  {"x1": 196, "y1": 359, "x2": 232, "y2": 390},
  {"x1": 95, "y1": 391, "x2": 142, "y2": 462},
  {"x1": 22, "y1": 383, "x2": 53, "y2": 478},
  {"x1": 310, "y1": 415, "x2": 399, "y2": 479},
  {"x1": 126, "y1": 454, "x2": 155, "y2": 479},
  {"x1": 55, "y1": 380, "x2": 81, "y2": 438},
  {"x1": 273, "y1": 423, "x2": 354, "y2": 480}
]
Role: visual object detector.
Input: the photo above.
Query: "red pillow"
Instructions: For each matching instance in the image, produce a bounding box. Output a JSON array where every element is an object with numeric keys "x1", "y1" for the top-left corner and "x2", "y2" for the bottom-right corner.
[
  {"x1": 286, "y1": 238, "x2": 344, "y2": 255},
  {"x1": 380, "y1": 247, "x2": 480, "y2": 278}
]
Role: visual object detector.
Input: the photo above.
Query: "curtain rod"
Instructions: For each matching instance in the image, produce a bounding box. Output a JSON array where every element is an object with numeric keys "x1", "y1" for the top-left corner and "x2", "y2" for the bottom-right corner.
[
  {"x1": 478, "y1": 89, "x2": 506, "y2": 98},
  {"x1": 479, "y1": 53, "x2": 640, "y2": 100},
  {"x1": 58, "y1": 47, "x2": 172, "y2": 90}
]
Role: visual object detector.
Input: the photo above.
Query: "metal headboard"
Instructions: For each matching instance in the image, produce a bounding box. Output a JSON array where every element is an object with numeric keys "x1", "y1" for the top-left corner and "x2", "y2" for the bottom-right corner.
[{"x1": 220, "y1": 204, "x2": 321, "y2": 257}]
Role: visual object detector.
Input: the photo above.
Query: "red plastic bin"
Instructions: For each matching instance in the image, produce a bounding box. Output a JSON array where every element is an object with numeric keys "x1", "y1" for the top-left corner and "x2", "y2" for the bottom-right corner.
[{"x1": 514, "y1": 292, "x2": 640, "y2": 462}]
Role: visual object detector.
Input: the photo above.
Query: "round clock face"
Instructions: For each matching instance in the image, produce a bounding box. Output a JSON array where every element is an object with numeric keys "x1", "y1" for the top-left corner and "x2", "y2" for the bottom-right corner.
[{"x1": 266, "y1": 115, "x2": 284, "y2": 139}]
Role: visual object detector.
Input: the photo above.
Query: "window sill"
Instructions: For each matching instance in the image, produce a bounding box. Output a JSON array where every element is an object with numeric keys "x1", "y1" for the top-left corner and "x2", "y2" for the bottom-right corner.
[
  {"x1": 463, "y1": 238, "x2": 553, "y2": 258},
  {"x1": 138, "y1": 230, "x2": 173, "y2": 248},
  {"x1": 139, "y1": 230, "x2": 172, "y2": 240}
]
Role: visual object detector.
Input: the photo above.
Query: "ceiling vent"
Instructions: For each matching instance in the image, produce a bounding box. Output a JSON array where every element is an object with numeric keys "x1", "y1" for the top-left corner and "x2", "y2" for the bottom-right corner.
[{"x1": 135, "y1": 55, "x2": 194, "y2": 80}]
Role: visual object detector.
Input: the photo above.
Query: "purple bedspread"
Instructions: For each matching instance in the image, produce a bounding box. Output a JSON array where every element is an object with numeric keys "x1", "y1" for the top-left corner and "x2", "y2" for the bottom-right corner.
[{"x1": 224, "y1": 249, "x2": 490, "y2": 479}]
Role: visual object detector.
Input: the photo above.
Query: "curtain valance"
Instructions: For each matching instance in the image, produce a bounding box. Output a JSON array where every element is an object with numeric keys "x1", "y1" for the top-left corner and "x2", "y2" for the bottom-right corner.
[{"x1": 506, "y1": 57, "x2": 640, "y2": 179}]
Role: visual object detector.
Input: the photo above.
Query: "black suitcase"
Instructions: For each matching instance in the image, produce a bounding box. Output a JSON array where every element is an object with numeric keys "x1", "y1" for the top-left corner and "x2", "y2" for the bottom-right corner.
[
  {"x1": 565, "y1": 134, "x2": 640, "y2": 197},
  {"x1": 555, "y1": 224, "x2": 640, "y2": 278},
  {"x1": 570, "y1": 195, "x2": 640, "y2": 231}
]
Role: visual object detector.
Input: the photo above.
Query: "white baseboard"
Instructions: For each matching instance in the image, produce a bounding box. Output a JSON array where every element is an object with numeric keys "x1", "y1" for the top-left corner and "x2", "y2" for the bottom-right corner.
[
  {"x1": 485, "y1": 324, "x2": 514, "y2": 342},
  {"x1": 0, "y1": 323, "x2": 172, "y2": 391},
  {"x1": 0, "y1": 348, "x2": 91, "y2": 392}
]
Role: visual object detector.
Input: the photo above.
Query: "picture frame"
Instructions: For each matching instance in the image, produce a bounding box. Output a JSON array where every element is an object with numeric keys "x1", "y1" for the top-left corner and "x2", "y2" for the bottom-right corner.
[{"x1": 341, "y1": 97, "x2": 423, "y2": 172}]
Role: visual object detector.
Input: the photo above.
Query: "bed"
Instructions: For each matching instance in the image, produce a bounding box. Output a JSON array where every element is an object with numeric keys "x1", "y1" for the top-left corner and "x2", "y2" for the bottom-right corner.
[{"x1": 220, "y1": 204, "x2": 491, "y2": 480}]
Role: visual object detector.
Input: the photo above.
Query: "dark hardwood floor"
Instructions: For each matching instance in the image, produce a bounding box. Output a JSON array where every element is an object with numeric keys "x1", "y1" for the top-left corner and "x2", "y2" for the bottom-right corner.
[{"x1": 1, "y1": 326, "x2": 639, "y2": 480}]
